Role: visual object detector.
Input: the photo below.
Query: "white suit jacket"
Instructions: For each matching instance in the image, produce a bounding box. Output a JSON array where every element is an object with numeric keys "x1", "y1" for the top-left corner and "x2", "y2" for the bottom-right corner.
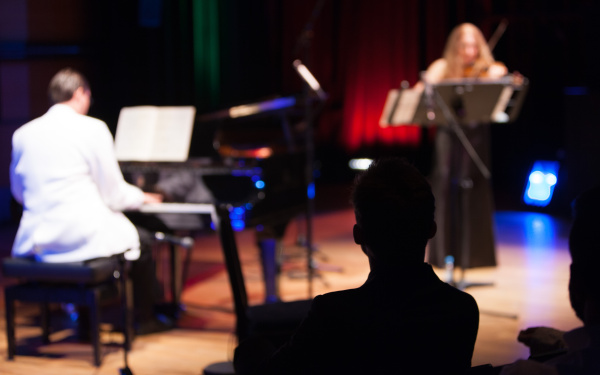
[{"x1": 10, "y1": 104, "x2": 145, "y2": 262}]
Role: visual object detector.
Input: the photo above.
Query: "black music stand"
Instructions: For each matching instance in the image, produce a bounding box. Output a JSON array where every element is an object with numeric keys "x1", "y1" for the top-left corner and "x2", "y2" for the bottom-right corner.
[
  {"x1": 382, "y1": 77, "x2": 527, "y2": 293},
  {"x1": 381, "y1": 77, "x2": 528, "y2": 127}
]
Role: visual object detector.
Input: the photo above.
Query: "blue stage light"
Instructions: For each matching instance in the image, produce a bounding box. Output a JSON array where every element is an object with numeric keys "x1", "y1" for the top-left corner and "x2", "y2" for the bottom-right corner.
[
  {"x1": 524, "y1": 161, "x2": 559, "y2": 207},
  {"x1": 307, "y1": 182, "x2": 315, "y2": 199},
  {"x1": 255, "y1": 180, "x2": 265, "y2": 189}
]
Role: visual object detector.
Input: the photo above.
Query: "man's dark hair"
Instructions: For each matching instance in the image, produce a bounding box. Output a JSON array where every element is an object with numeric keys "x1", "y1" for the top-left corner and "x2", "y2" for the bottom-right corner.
[
  {"x1": 48, "y1": 68, "x2": 90, "y2": 105},
  {"x1": 351, "y1": 158, "x2": 435, "y2": 262}
]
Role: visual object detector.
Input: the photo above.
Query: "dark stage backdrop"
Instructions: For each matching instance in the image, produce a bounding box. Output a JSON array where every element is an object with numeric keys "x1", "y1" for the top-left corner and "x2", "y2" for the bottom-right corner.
[
  {"x1": 84, "y1": 0, "x2": 453, "y2": 152},
  {"x1": 2, "y1": 0, "x2": 600, "y2": 216},
  {"x1": 247, "y1": 0, "x2": 450, "y2": 154}
]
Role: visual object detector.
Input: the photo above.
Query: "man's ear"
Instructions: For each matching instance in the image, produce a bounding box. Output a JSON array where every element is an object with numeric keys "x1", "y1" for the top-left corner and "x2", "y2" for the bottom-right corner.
[
  {"x1": 353, "y1": 224, "x2": 363, "y2": 245},
  {"x1": 429, "y1": 221, "x2": 437, "y2": 239},
  {"x1": 72, "y1": 86, "x2": 86, "y2": 100}
]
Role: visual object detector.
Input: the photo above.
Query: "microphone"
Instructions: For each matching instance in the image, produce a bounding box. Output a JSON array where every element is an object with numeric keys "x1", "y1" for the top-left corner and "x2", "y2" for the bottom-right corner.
[{"x1": 154, "y1": 232, "x2": 194, "y2": 249}]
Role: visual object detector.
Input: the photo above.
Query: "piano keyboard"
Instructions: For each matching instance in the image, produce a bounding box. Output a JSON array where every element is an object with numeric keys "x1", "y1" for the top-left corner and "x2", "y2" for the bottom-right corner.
[{"x1": 139, "y1": 203, "x2": 218, "y2": 223}]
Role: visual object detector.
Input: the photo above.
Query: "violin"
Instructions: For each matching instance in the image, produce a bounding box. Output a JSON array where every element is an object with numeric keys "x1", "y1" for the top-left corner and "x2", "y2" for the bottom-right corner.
[
  {"x1": 462, "y1": 61, "x2": 507, "y2": 79},
  {"x1": 463, "y1": 62, "x2": 524, "y2": 86},
  {"x1": 462, "y1": 63, "x2": 491, "y2": 78},
  {"x1": 461, "y1": 19, "x2": 512, "y2": 80},
  {"x1": 463, "y1": 19, "x2": 525, "y2": 85}
]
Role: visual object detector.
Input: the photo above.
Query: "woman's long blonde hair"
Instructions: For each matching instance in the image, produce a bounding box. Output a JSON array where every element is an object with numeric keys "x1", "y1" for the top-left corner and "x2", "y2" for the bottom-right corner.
[{"x1": 442, "y1": 23, "x2": 496, "y2": 79}]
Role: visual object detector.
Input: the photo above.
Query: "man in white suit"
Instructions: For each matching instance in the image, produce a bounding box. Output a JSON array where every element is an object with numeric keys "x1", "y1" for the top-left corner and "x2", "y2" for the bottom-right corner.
[{"x1": 10, "y1": 67, "x2": 167, "y2": 334}]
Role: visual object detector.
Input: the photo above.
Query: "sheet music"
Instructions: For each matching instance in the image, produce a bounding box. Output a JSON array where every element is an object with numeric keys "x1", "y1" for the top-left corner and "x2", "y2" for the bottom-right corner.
[
  {"x1": 391, "y1": 89, "x2": 422, "y2": 125},
  {"x1": 379, "y1": 89, "x2": 400, "y2": 127},
  {"x1": 115, "y1": 106, "x2": 196, "y2": 162},
  {"x1": 491, "y1": 86, "x2": 514, "y2": 123}
]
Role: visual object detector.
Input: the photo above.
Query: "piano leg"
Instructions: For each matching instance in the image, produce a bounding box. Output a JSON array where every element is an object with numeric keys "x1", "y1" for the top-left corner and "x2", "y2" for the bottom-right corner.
[
  {"x1": 257, "y1": 239, "x2": 279, "y2": 303},
  {"x1": 169, "y1": 243, "x2": 183, "y2": 317}
]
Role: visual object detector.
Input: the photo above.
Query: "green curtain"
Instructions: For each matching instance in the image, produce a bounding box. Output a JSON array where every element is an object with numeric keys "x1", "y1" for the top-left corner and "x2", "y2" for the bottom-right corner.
[{"x1": 192, "y1": 0, "x2": 220, "y2": 110}]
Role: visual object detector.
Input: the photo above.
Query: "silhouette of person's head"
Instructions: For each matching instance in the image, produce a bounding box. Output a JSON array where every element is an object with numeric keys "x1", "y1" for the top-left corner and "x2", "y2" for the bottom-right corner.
[
  {"x1": 569, "y1": 187, "x2": 600, "y2": 325},
  {"x1": 351, "y1": 158, "x2": 436, "y2": 266}
]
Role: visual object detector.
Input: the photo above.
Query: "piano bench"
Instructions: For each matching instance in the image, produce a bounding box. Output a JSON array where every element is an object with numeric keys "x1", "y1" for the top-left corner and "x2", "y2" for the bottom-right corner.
[{"x1": 2, "y1": 255, "x2": 133, "y2": 367}]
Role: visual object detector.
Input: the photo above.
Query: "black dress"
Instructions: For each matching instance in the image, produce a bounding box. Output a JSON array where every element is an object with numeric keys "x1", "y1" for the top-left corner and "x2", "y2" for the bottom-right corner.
[{"x1": 427, "y1": 123, "x2": 497, "y2": 269}]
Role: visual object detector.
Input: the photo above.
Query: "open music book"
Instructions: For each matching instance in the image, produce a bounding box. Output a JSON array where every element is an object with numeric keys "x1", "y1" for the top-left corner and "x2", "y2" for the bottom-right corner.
[{"x1": 114, "y1": 106, "x2": 196, "y2": 162}]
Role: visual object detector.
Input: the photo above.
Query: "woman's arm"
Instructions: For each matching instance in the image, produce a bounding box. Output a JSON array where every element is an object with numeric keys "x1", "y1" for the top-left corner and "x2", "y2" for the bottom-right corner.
[{"x1": 414, "y1": 58, "x2": 447, "y2": 90}]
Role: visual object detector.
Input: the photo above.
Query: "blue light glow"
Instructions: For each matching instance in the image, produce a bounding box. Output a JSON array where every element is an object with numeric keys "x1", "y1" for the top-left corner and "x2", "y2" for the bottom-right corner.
[
  {"x1": 228, "y1": 206, "x2": 247, "y2": 231},
  {"x1": 523, "y1": 213, "x2": 555, "y2": 247},
  {"x1": 564, "y1": 86, "x2": 588, "y2": 96},
  {"x1": 307, "y1": 182, "x2": 315, "y2": 199},
  {"x1": 255, "y1": 180, "x2": 265, "y2": 189},
  {"x1": 260, "y1": 97, "x2": 297, "y2": 111},
  {"x1": 232, "y1": 220, "x2": 245, "y2": 231},
  {"x1": 232, "y1": 167, "x2": 262, "y2": 176},
  {"x1": 524, "y1": 161, "x2": 559, "y2": 207}
]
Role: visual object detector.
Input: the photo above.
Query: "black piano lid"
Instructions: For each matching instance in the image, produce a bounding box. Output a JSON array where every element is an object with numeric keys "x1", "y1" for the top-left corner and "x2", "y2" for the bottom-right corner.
[{"x1": 190, "y1": 95, "x2": 305, "y2": 159}]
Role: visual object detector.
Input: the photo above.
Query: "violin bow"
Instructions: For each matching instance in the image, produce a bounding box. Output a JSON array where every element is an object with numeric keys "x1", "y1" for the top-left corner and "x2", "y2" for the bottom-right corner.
[{"x1": 487, "y1": 18, "x2": 508, "y2": 52}]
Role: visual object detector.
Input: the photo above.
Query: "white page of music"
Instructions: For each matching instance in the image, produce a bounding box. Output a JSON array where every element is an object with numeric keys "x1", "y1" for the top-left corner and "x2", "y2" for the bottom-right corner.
[
  {"x1": 391, "y1": 88, "x2": 421, "y2": 125},
  {"x1": 115, "y1": 106, "x2": 196, "y2": 162}
]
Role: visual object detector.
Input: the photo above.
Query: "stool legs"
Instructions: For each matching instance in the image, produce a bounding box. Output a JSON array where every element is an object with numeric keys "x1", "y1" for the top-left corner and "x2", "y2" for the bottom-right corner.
[
  {"x1": 123, "y1": 276, "x2": 134, "y2": 351},
  {"x1": 88, "y1": 289, "x2": 101, "y2": 367},
  {"x1": 4, "y1": 285, "x2": 119, "y2": 367},
  {"x1": 41, "y1": 302, "x2": 50, "y2": 344},
  {"x1": 2, "y1": 256, "x2": 133, "y2": 367},
  {"x1": 5, "y1": 288, "x2": 16, "y2": 360}
]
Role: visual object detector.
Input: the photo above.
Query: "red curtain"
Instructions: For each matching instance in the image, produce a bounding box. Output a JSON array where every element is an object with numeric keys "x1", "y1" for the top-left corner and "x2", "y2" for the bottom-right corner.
[
  {"x1": 280, "y1": 0, "x2": 449, "y2": 152},
  {"x1": 338, "y1": 0, "x2": 423, "y2": 151}
]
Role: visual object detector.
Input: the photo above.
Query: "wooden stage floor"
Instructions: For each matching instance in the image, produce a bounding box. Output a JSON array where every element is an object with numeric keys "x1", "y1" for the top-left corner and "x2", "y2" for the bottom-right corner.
[{"x1": 0, "y1": 202, "x2": 580, "y2": 374}]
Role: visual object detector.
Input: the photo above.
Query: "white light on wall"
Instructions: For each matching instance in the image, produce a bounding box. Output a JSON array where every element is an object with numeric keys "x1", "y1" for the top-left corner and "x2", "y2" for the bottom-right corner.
[{"x1": 349, "y1": 158, "x2": 373, "y2": 170}]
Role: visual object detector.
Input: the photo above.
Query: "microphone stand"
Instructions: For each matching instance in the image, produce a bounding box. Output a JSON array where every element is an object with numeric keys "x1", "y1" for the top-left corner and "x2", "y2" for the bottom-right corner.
[
  {"x1": 291, "y1": 0, "x2": 332, "y2": 298},
  {"x1": 291, "y1": 60, "x2": 333, "y2": 298}
]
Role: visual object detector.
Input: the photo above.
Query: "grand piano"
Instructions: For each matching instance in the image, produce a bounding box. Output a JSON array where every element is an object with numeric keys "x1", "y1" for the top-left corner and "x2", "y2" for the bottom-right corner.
[{"x1": 120, "y1": 95, "x2": 310, "y2": 306}]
